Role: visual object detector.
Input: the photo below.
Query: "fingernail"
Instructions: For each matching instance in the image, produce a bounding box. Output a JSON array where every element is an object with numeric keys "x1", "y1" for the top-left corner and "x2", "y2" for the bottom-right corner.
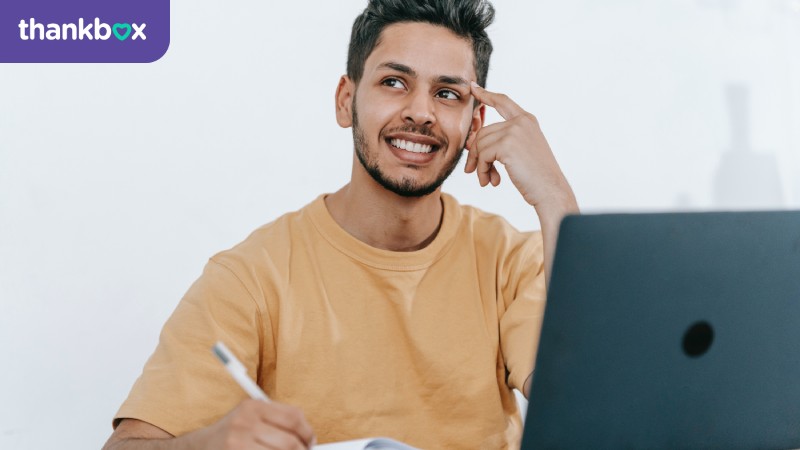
[{"x1": 470, "y1": 81, "x2": 480, "y2": 88}]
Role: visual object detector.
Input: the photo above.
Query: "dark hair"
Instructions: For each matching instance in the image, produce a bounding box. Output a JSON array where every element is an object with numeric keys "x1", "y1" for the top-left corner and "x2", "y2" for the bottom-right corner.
[{"x1": 347, "y1": 0, "x2": 495, "y2": 89}]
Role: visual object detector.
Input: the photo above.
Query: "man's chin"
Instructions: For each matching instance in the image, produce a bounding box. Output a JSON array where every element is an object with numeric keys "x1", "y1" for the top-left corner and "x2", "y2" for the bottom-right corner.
[
  {"x1": 355, "y1": 144, "x2": 460, "y2": 198},
  {"x1": 378, "y1": 177, "x2": 443, "y2": 198}
]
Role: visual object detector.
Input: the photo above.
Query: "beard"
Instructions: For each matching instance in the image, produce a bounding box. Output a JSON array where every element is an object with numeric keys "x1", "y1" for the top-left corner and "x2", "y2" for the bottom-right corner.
[{"x1": 352, "y1": 101, "x2": 468, "y2": 198}]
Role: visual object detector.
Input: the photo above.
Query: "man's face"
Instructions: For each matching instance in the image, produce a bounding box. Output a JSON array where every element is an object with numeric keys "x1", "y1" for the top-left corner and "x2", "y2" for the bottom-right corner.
[{"x1": 337, "y1": 22, "x2": 483, "y2": 197}]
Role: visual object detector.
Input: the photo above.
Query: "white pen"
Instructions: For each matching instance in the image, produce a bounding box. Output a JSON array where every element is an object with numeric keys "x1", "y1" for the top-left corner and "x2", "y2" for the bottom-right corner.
[{"x1": 212, "y1": 341, "x2": 270, "y2": 402}]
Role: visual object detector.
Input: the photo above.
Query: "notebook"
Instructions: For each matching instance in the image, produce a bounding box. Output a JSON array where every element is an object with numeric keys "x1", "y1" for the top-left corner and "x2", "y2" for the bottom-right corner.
[
  {"x1": 315, "y1": 437, "x2": 418, "y2": 450},
  {"x1": 521, "y1": 210, "x2": 800, "y2": 449}
]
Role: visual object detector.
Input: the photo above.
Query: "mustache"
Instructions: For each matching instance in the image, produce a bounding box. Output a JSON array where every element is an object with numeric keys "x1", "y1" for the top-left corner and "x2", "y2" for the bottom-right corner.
[{"x1": 379, "y1": 124, "x2": 448, "y2": 148}]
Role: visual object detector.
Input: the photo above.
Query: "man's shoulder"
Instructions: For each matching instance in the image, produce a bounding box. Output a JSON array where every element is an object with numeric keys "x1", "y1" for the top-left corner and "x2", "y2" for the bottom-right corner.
[
  {"x1": 447, "y1": 194, "x2": 542, "y2": 244},
  {"x1": 209, "y1": 195, "x2": 322, "y2": 270},
  {"x1": 446, "y1": 195, "x2": 545, "y2": 274}
]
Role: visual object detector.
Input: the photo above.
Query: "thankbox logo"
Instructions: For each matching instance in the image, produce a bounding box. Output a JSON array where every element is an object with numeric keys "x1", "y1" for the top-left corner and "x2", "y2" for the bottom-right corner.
[
  {"x1": 19, "y1": 18, "x2": 147, "y2": 42},
  {"x1": 1, "y1": 0, "x2": 169, "y2": 63}
]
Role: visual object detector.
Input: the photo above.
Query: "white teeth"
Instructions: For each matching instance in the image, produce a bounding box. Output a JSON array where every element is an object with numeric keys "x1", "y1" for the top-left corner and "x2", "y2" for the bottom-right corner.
[{"x1": 390, "y1": 138, "x2": 433, "y2": 154}]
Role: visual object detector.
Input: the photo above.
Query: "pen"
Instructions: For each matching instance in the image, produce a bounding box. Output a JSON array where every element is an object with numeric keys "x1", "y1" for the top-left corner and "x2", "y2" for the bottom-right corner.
[{"x1": 212, "y1": 341, "x2": 270, "y2": 402}]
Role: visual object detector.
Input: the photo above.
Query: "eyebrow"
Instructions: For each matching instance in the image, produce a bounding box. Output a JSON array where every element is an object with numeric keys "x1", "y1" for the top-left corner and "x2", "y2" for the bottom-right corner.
[
  {"x1": 378, "y1": 61, "x2": 416, "y2": 77},
  {"x1": 436, "y1": 75, "x2": 469, "y2": 87},
  {"x1": 377, "y1": 61, "x2": 469, "y2": 87}
]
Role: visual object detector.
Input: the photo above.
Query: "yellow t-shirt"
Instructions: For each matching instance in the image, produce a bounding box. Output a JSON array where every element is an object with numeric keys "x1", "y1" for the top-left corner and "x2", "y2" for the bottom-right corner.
[{"x1": 115, "y1": 193, "x2": 546, "y2": 449}]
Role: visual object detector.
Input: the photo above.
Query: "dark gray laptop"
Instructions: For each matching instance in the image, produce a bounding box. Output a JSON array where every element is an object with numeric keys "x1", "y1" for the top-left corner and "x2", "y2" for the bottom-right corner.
[{"x1": 522, "y1": 211, "x2": 800, "y2": 449}]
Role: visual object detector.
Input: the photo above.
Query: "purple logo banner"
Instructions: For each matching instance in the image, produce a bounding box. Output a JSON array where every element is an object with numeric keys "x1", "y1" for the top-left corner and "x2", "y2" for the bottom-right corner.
[{"x1": 0, "y1": 0, "x2": 169, "y2": 63}]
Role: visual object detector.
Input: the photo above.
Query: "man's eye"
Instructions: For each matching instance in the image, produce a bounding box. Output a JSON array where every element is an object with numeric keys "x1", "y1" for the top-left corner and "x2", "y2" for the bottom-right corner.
[
  {"x1": 436, "y1": 89, "x2": 460, "y2": 100},
  {"x1": 382, "y1": 78, "x2": 406, "y2": 89}
]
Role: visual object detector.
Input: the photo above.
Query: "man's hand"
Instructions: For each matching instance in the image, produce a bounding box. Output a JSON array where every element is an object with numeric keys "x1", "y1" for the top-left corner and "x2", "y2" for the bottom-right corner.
[
  {"x1": 464, "y1": 82, "x2": 579, "y2": 283},
  {"x1": 202, "y1": 399, "x2": 315, "y2": 449},
  {"x1": 465, "y1": 82, "x2": 574, "y2": 211},
  {"x1": 104, "y1": 399, "x2": 316, "y2": 450}
]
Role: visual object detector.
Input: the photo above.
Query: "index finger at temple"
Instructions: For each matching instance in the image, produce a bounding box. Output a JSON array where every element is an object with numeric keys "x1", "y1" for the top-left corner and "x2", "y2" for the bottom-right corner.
[{"x1": 470, "y1": 82, "x2": 525, "y2": 120}]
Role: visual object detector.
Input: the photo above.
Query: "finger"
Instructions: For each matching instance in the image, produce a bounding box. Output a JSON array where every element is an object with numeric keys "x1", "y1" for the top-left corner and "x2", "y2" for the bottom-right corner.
[
  {"x1": 473, "y1": 119, "x2": 510, "y2": 141},
  {"x1": 474, "y1": 128, "x2": 507, "y2": 156},
  {"x1": 466, "y1": 121, "x2": 509, "y2": 174},
  {"x1": 464, "y1": 146, "x2": 478, "y2": 174},
  {"x1": 470, "y1": 81, "x2": 526, "y2": 121},
  {"x1": 253, "y1": 423, "x2": 306, "y2": 450},
  {"x1": 477, "y1": 163, "x2": 488, "y2": 186},
  {"x1": 489, "y1": 164, "x2": 501, "y2": 187},
  {"x1": 475, "y1": 147, "x2": 499, "y2": 187},
  {"x1": 477, "y1": 162, "x2": 502, "y2": 187},
  {"x1": 466, "y1": 130, "x2": 489, "y2": 176},
  {"x1": 258, "y1": 403, "x2": 315, "y2": 447}
]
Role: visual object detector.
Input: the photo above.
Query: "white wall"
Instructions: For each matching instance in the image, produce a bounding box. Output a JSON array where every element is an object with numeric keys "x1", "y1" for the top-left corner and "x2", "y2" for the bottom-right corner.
[{"x1": 1, "y1": 0, "x2": 798, "y2": 448}]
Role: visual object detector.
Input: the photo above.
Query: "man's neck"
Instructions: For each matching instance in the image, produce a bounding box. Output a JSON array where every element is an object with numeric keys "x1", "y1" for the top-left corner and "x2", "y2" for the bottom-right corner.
[{"x1": 324, "y1": 179, "x2": 444, "y2": 253}]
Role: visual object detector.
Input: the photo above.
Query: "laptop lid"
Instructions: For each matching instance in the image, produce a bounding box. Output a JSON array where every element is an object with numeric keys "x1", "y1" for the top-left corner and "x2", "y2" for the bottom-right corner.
[{"x1": 521, "y1": 211, "x2": 800, "y2": 449}]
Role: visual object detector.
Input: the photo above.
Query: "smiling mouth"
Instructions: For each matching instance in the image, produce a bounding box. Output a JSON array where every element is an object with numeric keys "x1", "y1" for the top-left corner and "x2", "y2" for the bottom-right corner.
[{"x1": 388, "y1": 138, "x2": 439, "y2": 154}]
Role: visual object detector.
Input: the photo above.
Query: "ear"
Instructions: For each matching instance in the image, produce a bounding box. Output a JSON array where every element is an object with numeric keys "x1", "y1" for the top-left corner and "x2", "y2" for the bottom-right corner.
[
  {"x1": 465, "y1": 104, "x2": 485, "y2": 150},
  {"x1": 335, "y1": 75, "x2": 355, "y2": 128}
]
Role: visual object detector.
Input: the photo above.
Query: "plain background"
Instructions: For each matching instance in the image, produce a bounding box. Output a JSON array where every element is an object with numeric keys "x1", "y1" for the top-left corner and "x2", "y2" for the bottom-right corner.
[{"x1": 1, "y1": 0, "x2": 799, "y2": 448}]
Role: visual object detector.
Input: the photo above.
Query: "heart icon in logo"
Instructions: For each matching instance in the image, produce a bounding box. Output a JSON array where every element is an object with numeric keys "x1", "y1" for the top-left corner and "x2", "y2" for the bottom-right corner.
[{"x1": 113, "y1": 23, "x2": 132, "y2": 41}]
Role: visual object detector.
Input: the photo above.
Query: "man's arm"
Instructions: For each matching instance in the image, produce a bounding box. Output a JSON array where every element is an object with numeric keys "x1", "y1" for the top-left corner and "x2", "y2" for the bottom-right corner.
[
  {"x1": 465, "y1": 81, "x2": 579, "y2": 285},
  {"x1": 103, "y1": 419, "x2": 176, "y2": 450},
  {"x1": 103, "y1": 399, "x2": 315, "y2": 450},
  {"x1": 465, "y1": 82, "x2": 578, "y2": 401}
]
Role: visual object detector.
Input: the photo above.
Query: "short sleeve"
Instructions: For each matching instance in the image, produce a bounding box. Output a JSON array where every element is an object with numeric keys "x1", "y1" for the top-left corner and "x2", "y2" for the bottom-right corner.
[
  {"x1": 113, "y1": 257, "x2": 271, "y2": 436},
  {"x1": 499, "y1": 231, "x2": 547, "y2": 393}
]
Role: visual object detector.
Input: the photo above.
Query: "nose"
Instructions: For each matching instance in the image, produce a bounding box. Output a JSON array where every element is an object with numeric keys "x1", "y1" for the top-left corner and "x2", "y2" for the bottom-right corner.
[{"x1": 402, "y1": 90, "x2": 436, "y2": 126}]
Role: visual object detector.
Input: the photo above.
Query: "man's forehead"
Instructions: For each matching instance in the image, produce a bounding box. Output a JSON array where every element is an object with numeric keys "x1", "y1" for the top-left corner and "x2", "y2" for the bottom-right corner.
[{"x1": 364, "y1": 22, "x2": 476, "y2": 81}]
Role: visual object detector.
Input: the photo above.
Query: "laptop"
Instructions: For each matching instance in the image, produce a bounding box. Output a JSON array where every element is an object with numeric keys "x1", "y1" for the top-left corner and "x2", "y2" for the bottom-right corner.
[{"x1": 521, "y1": 210, "x2": 800, "y2": 449}]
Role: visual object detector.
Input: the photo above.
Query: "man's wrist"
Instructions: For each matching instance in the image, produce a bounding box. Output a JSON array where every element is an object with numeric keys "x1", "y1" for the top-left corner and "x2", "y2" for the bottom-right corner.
[{"x1": 533, "y1": 191, "x2": 580, "y2": 230}]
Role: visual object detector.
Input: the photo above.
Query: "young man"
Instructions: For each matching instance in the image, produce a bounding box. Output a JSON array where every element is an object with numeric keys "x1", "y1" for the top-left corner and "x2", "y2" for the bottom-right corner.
[{"x1": 104, "y1": 0, "x2": 578, "y2": 448}]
